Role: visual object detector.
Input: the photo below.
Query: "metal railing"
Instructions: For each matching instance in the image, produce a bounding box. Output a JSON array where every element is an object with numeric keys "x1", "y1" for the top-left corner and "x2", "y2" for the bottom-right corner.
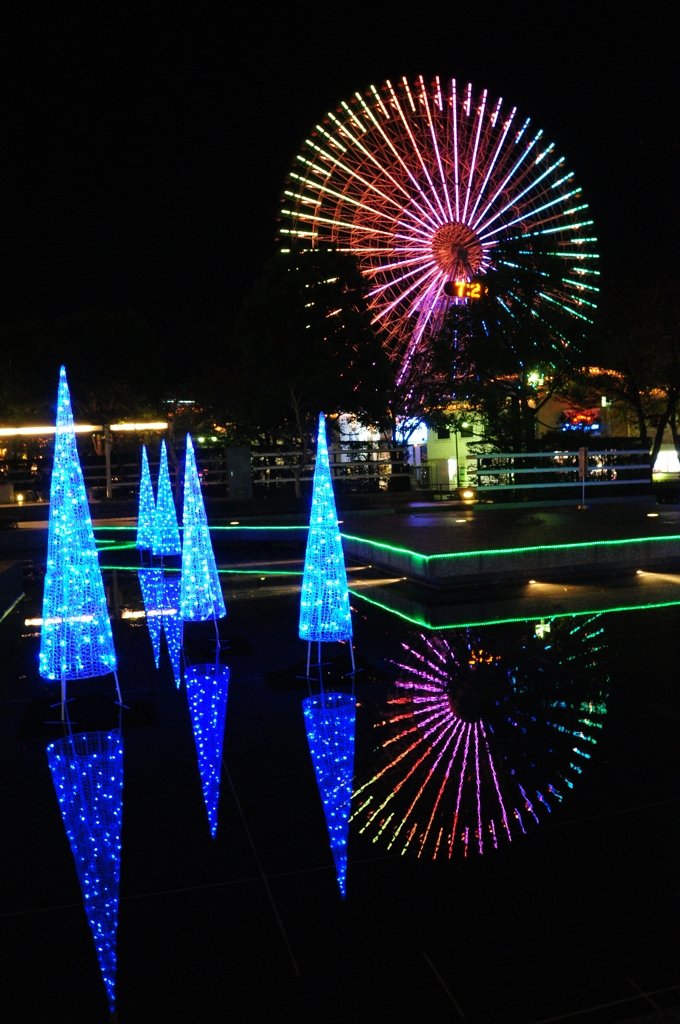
[
  {"x1": 467, "y1": 450, "x2": 650, "y2": 492},
  {"x1": 2, "y1": 445, "x2": 422, "y2": 499},
  {"x1": 251, "y1": 444, "x2": 415, "y2": 491}
]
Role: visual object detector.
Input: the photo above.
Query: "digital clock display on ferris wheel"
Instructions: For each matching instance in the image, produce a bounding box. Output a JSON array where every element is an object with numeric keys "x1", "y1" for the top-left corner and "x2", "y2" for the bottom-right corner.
[{"x1": 443, "y1": 279, "x2": 486, "y2": 299}]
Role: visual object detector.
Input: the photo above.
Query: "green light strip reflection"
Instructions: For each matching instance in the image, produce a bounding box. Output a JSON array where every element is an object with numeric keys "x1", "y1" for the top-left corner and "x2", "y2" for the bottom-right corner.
[{"x1": 348, "y1": 587, "x2": 680, "y2": 630}]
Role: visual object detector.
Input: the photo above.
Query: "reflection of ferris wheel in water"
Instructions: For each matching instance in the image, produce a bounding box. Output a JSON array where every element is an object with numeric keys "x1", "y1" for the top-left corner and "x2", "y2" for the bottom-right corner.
[
  {"x1": 281, "y1": 77, "x2": 599, "y2": 383},
  {"x1": 352, "y1": 621, "x2": 608, "y2": 859}
]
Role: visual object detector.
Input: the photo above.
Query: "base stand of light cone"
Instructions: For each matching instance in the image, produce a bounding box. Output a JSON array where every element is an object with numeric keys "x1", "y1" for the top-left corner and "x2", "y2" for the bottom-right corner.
[
  {"x1": 304, "y1": 639, "x2": 359, "y2": 691},
  {"x1": 52, "y1": 671, "x2": 125, "y2": 723}
]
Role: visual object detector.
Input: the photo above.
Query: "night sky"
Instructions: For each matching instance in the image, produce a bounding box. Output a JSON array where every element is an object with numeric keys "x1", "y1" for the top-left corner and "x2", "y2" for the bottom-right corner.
[{"x1": 0, "y1": 6, "x2": 676, "y2": 328}]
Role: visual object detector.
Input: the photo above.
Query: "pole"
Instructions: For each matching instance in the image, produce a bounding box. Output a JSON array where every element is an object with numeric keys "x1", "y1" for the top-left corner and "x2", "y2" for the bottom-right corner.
[
  {"x1": 578, "y1": 446, "x2": 588, "y2": 507},
  {"x1": 104, "y1": 425, "x2": 113, "y2": 500},
  {"x1": 112, "y1": 569, "x2": 121, "y2": 620}
]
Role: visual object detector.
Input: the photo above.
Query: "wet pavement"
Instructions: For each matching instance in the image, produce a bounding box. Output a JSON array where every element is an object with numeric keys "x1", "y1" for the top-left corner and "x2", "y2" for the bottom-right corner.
[{"x1": 1, "y1": 553, "x2": 679, "y2": 1023}]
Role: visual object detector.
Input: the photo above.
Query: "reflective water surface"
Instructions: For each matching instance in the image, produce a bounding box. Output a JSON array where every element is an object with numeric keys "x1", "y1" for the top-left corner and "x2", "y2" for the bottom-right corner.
[{"x1": 1, "y1": 551, "x2": 679, "y2": 1024}]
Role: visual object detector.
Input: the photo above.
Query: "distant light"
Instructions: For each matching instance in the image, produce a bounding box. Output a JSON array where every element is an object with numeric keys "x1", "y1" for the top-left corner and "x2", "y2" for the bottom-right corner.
[
  {"x1": 455, "y1": 518, "x2": 466, "y2": 523},
  {"x1": 197, "y1": 437, "x2": 205, "y2": 443},
  {"x1": 211, "y1": 436, "x2": 217, "y2": 442},
  {"x1": 16, "y1": 493, "x2": 24, "y2": 502},
  {"x1": 647, "y1": 512, "x2": 659, "y2": 517},
  {"x1": 529, "y1": 579, "x2": 537, "y2": 584},
  {"x1": 462, "y1": 421, "x2": 469, "y2": 428},
  {"x1": 260, "y1": 576, "x2": 266, "y2": 580},
  {"x1": 636, "y1": 570, "x2": 644, "y2": 575},
  {"x1": 653, "y1": 450, "x2": 680, "y2": 474},
  {"x1": 27, "y1": 613, "x2": 96, "y2": 627},
  {"x1": 110, "y1": 422, "x2": 167, "y2": 432},
  {"x1": 462, "y1": 489, "x2": 474, "y2": 499},
  {"x1": 0, "y1": 424, "x2": 101, "y2": 436},
  {"x1": 121, "y1": 609, "x2": 146, "y2": 620},
  {"x1": 230, "y1": 521, "x2": 240, "y2": 525}
]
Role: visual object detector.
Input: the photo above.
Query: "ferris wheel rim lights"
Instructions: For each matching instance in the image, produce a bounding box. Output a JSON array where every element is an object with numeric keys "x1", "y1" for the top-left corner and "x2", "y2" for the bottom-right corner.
[{"x1": 281, "y1": 76, "x2": 599, "y2": 382}]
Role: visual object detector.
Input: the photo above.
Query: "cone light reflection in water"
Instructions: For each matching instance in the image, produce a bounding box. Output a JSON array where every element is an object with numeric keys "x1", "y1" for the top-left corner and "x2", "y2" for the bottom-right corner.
[
  {"x1": 303, "y1": 692, "x2": 356, "y2": 898},
  {"x1": 136, "y1": 446, "x2": 156, "y2": 550},
  {"x1": 138, "y1": 568, "x2": 163, "y2": 668},
  {"x1": 180, "y1": 435, "x2": 226, "y2": 621},
  {"x1": 185, "y1": 664, "x2": 230, "y2": 837},
  {"x1": 39, "y1": 367, "x2": 116, "y2": 682},
  {"x1": 47, "y1": 730, "x2": 123, "y2": 1013},
  {"x1": 161, "y1": 575, "x2": 182, "y2": 687},
  {"x1": 151, "y1": 440, "x2": 181, "y2": 556},
  {"x1": 299, "y1": 414, "x2": 352, "y2": 643}
]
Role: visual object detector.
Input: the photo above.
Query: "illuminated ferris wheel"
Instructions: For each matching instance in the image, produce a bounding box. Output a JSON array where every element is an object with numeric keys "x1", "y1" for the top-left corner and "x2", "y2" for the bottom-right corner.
[{"x1": 281, "y1": 76, "x2": 599, "y2": 382}]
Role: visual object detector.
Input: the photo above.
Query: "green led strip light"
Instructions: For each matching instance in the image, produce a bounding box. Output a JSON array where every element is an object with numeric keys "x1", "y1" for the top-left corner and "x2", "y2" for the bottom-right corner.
[
  {"x1": 349, "y1": 587, "x2": 680, "y2": 630},
  {"x1": 211, "y1": 525, "x2": 307, "y2": 531},
  {"x1": 340, "y1": 532, "x2": 680, "y2": 562},
  {"x1": 99, "y1": 564, "x2": 302, "y2": 576},
  {"x1": 0, "y1": 593, "x2": 25, "y2": 626},
  {"x1": 95, "y1": 542, "x2": 138, "y2": 552},
  {"x1": 93, "y1": 524, "x2": 308, "y2": 532}
]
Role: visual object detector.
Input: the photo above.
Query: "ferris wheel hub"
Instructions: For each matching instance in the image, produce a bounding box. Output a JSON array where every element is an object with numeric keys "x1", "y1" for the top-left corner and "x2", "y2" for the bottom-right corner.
[{"x1": 431, "y1": 222, "x2": 483, "y2": 280}]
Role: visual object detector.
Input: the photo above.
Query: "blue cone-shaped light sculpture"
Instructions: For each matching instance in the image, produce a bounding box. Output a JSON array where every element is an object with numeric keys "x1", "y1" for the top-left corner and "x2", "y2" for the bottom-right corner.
[
  {"x1": 299, "y1": 413, "x2": 352, "y2": 643},
  {"x1": 303, "y1": 692, "x2": 356, "y2": 898},
  {"x1": 138, "y1": 568, "x2": 163, "y2": 668},
  {"x1": 162, "y1": 575, "x2": 182, "y2": 687},
  {"x1": 180, "y1": 435, "x2": 226, "y2": 622},
  {"x1": 47, "y1": 730, "x2": 124, "y2": 1013},
  {"x1": 39, "y1": 367, "x2": 117, "y2": 682},
  {"x1": 136, "y1": 446, "x2": 156, "y2": 550},
  {"x1": 152, "y1": 440, "x2": 181, "y2": 557},
  {"x1": 185, "y1": 664, "x2": 230, "y2": 837}
]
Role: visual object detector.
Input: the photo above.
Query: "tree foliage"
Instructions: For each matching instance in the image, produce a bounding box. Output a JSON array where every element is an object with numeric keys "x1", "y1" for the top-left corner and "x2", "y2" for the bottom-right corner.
[
  {"x1": 227, "y1": 249, "x2": 391, "y2": 491},
  {"x1": 407, "y1": 244, "x2": 586, "y2": 451},
  {"x1": 565, "y1": 273, "x2": 680, "y2": 465}
]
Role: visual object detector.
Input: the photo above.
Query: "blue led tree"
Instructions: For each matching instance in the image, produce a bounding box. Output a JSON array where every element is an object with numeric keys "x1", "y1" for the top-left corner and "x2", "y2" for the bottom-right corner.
[
  {"x1": 303, "y1": 692, "x2": 356, "y2": 898},
  {"x1": 47, "y1": 729, "x2": 124, "y2": 1013},
  {"x1": 299, "y1": 413, "x2": 352, "y2": 672},
  {"x1": 161, "y1": 575, "x2": 182, "y2": 687},
  {"x1": 136, "y1": 445, "x2": 156, "y2": 551},
  {"x1": 185, "y1": 664, "x2": 230, "y2": 837},
  {"x1": 180, "y1": 435, "x2": 226, "y2": 622},
  {"x1": 152, "y1": 440, "x2": 181, "y2": 557},
  {"x1": 138, "y1": 568, "x2": 163, "y2": 668},
  {"x1": 39, "y1": 367, "x2": 118, "y2": 713}
]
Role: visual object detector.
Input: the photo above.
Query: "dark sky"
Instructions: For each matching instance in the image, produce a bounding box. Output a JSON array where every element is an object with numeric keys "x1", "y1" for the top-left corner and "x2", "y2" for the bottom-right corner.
[{"x1": 0, "y1": 5, "x2": 676, "y2": 327}]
